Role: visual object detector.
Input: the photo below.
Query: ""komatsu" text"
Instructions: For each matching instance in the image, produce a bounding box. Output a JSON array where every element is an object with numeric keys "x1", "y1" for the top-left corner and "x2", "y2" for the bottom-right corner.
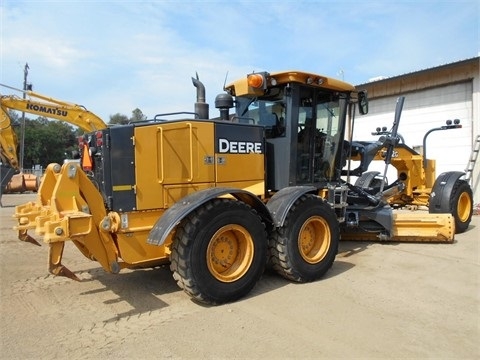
[{"x1": 26, "y1": 103, "x2": 68, "y2": 117}]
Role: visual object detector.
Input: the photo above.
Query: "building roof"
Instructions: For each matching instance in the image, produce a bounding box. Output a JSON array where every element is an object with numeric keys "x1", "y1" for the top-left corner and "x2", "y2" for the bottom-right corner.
[{"x1": 357, "y1": 56, "x2": 479, "y2": 87}]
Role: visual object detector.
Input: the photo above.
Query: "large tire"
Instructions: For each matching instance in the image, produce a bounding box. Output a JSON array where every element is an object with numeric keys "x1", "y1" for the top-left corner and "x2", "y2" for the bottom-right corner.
[
  {"x1": 170, "y1": 198, "x2": 267, "y2": 305},
  {"x1": 269, "y1": 194, "x2": 339, "y2": 282},
  {"x1": 431, "y1": 179, "x2": 473, "y2": 233}
]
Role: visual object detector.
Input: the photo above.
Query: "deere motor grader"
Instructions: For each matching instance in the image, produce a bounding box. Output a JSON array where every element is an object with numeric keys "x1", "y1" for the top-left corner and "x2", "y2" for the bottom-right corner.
[{"x1": 13, "y1": 71, "x2": 471, "y2": 304}]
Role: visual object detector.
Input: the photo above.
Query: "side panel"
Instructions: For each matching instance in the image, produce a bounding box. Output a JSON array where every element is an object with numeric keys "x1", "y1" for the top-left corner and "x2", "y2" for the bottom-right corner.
[
  {"x1": 214, "y1": 122, "x2": 265, "y2": 195},
  {"x1": 103, "y1": 125, "x2": 136, "y2": 211},
  {"x1": 134, "y1": 121, "x2": 215, "y2": 210},
  {"x1": 116, "y1": 231, "x2": 170, "y2": 265},
  {"x1": 163, "y1": 183, "x2": 214, "y2": 208},
  {"x1": 114, "y1": 207, "x2": 172, "y2": 265}
]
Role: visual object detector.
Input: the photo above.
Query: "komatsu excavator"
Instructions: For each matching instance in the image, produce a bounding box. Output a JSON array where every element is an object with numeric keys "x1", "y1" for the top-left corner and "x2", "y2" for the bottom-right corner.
[
  {"x1": 13, "y1": 71, "x2": 471, "y2": 304},
  {"x1": 0, "y1": 85, "x2": 107, "y2": 201}
]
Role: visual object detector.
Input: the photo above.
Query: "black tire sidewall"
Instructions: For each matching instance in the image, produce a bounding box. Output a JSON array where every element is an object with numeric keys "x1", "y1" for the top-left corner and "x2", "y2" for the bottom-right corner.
[
  {"x1": 185, "y1": 200, "x2": 267, "y2": 303},
  {"x1": 283, "y1": 195, "x2": 339, "y2": 281},
  {"x1": 450, "y1": 180, "x2": 473, "y2": 233}
]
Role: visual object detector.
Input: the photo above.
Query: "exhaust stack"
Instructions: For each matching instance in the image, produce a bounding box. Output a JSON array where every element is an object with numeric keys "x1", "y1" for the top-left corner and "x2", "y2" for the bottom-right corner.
[{"x1": 192, "y1": 74, "x2": 209, "y2": 119}]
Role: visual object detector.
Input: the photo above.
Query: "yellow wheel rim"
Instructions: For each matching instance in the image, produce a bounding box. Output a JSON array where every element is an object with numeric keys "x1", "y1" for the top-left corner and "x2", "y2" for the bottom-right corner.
[
  {"x1": 207, "y1": 224, "x2": 254, "y2": 283},
  {"x1": 298, "y1": 216, "x2": 330, "y2": 264},
  {"x1": 457, "y1": 192, "x2": 472, "y2": 222}
]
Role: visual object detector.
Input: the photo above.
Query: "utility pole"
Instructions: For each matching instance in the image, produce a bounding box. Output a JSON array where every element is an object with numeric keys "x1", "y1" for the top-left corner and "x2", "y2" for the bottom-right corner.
[{"x1": 19, "y1": 63, "x2": 31, "y2": 171}]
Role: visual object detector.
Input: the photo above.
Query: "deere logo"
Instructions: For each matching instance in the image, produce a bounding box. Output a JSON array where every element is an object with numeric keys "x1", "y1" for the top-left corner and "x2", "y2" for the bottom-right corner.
[{"x1": 218, "y1": 138, "x2": 262, "y2": 154}]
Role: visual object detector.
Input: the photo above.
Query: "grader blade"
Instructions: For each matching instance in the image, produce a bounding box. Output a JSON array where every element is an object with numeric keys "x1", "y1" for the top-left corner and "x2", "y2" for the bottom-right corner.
[
  {"x1": 341, "y1": 212, "x2": 455, "y2": 242},
  {"x1": 390, "y1": 212, "x2": 455, "y2": 242}
]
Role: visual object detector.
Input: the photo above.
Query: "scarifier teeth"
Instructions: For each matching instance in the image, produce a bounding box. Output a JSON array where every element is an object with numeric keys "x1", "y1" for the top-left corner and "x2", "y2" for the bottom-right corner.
[
  {"x1": 49, "y1": 264, "x2": 80, "y2": 281},
  {"x1": 18, "y1": 230, "x2": 41, "y2": 246}
]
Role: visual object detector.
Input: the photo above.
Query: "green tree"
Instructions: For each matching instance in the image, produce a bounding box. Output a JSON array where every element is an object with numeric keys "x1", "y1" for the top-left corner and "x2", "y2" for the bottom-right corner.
[
  {"x1": 130, "y1": 108, "x2": 147, "y2": 123},
  {"x1": 108, "y1": 109, "x2": 147, "y2": 125},
  {"x1": 16, "y1": 116, "x2": 77, "y2": 168},
  {"x1": 109, "y1": 113, "x2": 129, "y2": 125}
]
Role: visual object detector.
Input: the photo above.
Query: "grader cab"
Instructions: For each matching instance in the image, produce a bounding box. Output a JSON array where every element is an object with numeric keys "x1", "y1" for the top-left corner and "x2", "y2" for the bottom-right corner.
[{"x1": 13, "y1": 70, "x2": 470, "y2": 304}]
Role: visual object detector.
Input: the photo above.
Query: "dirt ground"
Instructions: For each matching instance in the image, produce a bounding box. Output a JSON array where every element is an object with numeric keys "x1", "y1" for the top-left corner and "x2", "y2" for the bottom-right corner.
[{"x1": 0, "y1": 193, "x2": 478, "y2": 359}]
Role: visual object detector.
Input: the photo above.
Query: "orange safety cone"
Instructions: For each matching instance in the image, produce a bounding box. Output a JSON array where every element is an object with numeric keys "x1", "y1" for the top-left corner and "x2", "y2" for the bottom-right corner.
[{"x1": 81, "y1": 144, "x2": 93, "y2": 171}]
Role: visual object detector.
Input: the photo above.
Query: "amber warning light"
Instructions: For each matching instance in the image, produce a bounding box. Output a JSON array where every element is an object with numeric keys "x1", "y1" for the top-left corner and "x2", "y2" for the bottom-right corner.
[{"x1": 247, "y1": 73, "x2": 265, "y2": 89}]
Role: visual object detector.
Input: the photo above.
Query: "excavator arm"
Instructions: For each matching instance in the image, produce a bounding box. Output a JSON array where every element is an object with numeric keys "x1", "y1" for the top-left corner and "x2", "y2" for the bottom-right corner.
[
  {"x1": 0, "y1": 107, "x2": 21, "y2": 204},
  {"x1": 0, "y1": 87, "x2": 107, "y2": 132},
  {"x1": 0, "y1": 106, "x2": 19, "y2": 170}
]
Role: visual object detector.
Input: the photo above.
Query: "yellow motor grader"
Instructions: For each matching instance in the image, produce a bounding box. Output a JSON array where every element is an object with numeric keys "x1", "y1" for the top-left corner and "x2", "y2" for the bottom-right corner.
[{"x1": 13, "y1": 71, "x2": 470, "y2": 304}]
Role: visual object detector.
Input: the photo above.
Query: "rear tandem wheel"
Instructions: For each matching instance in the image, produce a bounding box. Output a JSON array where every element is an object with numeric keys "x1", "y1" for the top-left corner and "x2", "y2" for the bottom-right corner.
[
  {"x1": 169, "y1": 198, "x2": 267, "y2": 305},
  {"x1": 269, "y1": 194, "x2": 339, "y2": 282}
]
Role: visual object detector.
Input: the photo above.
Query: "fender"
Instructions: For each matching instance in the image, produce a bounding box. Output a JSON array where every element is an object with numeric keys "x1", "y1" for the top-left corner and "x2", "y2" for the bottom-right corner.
[
  {"x1": 429, "y1": 171, "x2": 465, "y2": 213},
  {"x1": 147, "y1": 187, "x2": 273, "y2": 246},
  {"x1": 266, "y1": 186, "x2": 317, "y2": 227}
]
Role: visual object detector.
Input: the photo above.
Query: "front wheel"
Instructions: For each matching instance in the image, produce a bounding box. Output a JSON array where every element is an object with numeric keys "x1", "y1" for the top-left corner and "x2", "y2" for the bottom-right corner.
[
  {"x1": 430, "y1": 179, "x2": 473, "y2": 233},
  {"x1": 170, "y1": 199, "x2": 267, "y2": 305},
  {"x1": 269, "y1": 194, "x2": 339, "y2": 282}
]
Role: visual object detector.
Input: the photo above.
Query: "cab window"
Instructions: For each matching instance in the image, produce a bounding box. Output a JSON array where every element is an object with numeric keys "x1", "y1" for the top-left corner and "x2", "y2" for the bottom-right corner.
[{"x1": 234, "y1": 98, "x2": 286, "y2": 138}]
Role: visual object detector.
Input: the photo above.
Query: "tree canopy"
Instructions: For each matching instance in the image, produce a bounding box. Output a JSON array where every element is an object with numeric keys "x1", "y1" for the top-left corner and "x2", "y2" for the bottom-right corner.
[
  {"x1": 11, "y1": 116, "x2": 77, "y2": 169},
  {"x1": 109, "y1": 108, "x2": 147, "y2": 125}
]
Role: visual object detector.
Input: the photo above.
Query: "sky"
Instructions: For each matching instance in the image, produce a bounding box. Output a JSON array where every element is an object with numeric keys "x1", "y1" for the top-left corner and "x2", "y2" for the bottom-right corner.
[{"x1": 0, "y1": 0, "x2": 479, "y2": 123}]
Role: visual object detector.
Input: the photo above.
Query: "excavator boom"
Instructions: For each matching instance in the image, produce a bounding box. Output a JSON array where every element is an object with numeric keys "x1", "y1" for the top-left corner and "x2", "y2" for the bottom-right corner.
[{"x1": 0, "y1": 90, "x2": 107, "y2": 132}]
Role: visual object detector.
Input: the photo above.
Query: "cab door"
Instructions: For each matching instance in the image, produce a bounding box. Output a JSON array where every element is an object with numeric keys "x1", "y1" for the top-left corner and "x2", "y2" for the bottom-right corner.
[{"x1": 294, "y1": 87, "x2": 347, "y2": 185}]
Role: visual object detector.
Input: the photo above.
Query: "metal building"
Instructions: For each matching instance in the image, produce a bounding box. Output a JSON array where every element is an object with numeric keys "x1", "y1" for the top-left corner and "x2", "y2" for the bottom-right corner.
[{"x1": 354, "y1": 56, "x2": 480, "y2": 204}]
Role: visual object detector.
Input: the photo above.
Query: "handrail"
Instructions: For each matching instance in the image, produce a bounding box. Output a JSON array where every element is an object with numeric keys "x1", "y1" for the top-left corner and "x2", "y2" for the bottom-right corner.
[
  {"x1": 156, "y1": 127, "x2": 164, "y2": 183},
  {"x1": 186, "y1": 122, "x2": 194, "y2": 182}
]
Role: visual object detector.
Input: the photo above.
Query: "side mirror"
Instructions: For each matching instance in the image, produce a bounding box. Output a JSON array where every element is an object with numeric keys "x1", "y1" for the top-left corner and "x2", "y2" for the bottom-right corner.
[{"x1": 358, "y1": 90, "x2": 369, "y2": 115}]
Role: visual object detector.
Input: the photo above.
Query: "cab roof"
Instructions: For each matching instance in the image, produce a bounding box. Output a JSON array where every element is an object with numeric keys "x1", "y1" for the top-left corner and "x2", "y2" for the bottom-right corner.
[{"x1": 225, "y1": 70, "x2": 356, "y2": 97}]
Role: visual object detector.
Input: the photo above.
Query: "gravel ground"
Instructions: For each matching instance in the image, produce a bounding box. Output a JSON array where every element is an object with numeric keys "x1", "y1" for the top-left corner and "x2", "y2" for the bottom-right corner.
[{"x1": 1, "y1": 193, "x2": 479, "y2": 359}]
